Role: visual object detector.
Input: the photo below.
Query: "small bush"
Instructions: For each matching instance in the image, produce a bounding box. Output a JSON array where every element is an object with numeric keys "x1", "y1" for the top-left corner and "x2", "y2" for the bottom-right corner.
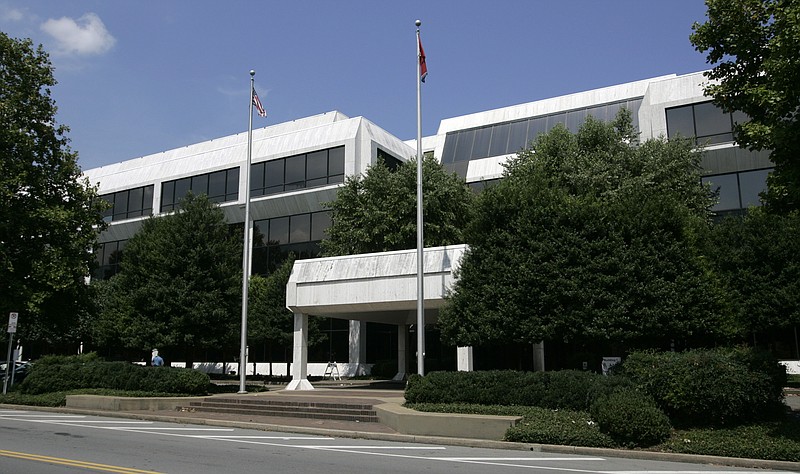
[
  {"x1": 590, "y1": 389, "x2": 671, "y2": 448},
  {"x1": 618, "y1": 347, "x2": 787, "y2": 427},
  {"x1": 504, "y1": 406, "x2": 616, "y2": 448}
]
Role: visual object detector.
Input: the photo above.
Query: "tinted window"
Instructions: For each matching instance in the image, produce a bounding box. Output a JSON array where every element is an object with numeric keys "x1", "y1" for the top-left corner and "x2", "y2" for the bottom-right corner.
[
  {"x1": 306, "y1": 150, "x2": 328, "y2": 180},
  {"x1": 703, "y1": 174, "x2": 740, "y2": 211},
  {"x1": 269, "y1": 216, "x2": 290, "y2": 245},
  {"x1": 311, "y1": 211, "x2": 331, "y2": 241},
  {"x1": 738, "y1": 168, "x2": 770, "y2": 208},
  {"x1": 666, "y1": 105, "x2": 695, "y2": 139},
  {"x1": 329, "y1": 147, "x2": 345, "y2": 176},
  {"x1": 290, "y1": 214, "x2": 311, "y2": 243},
  {"x1": 488, "y1": 123, "x2": 510, "y2": 157},
  {"x1": 285, "y1": 155, "x2": 305, "y2": 185}
]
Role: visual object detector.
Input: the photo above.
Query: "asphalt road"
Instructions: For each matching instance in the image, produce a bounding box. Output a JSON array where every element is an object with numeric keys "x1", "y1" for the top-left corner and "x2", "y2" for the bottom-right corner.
[{"x1": 0, "y1": 408, "x2": 795, "y2": 474}]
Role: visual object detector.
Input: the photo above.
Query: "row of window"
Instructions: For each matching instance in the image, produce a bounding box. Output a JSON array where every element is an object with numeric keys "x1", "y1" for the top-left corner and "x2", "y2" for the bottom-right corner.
[
  {"x1": 93, "y1": 210, "x2": 333, "y2": 280},
  {"x1": 100, "y1": 186, "x2": 154, "y2": 222},
  {"x1": 441, "y1": 98, "x2": 643, "y2": 164},
  {"x1": 666, "y1": 101, "x2": 746, "y2": 145},
  {"x1": 161, "y1": 167, "x2": 240, "y2": 213},
  {"x1": 99, "y1": 146, "x2": 347, "y2": 222},
  {"x1": 252, "y1": 211, "x2": 331, "y2": 274},
  {"x1": 251, "y1": 146, "x2": 345, "y2": 197}
]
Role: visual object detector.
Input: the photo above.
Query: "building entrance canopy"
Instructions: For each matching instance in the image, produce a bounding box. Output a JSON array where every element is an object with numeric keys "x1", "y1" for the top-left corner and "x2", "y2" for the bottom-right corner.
[
  {"x1": 286, "y1": 244, "x2": 466, "y2": 323},
  {"x1": 284, "y1": 244, "x2": 466, "y2": 390}
]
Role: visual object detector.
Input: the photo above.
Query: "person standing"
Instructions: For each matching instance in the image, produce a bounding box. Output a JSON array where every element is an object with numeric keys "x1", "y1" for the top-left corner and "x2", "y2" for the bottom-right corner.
[{"x1": 152, "y1": 349, "x2": 164, "y2": 367}]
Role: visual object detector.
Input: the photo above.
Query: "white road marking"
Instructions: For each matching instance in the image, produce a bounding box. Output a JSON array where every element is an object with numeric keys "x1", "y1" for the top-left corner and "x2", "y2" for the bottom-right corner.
[
  {"x1": 109, "y1": 427, "x2": 233, "y2": 431},
  {"x1": 198, "y1": 436, "x2": 335, "y2": 440},
  {"x1": 296, "y1": 445, "x2": 447, "y2": 450},
  {"x1": 433, "y1": 457, "x2": 606, "y2": 461}
]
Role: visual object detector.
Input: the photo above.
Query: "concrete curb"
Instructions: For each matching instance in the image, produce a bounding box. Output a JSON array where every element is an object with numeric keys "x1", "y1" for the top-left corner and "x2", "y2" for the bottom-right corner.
[{"x1": 2, "y1": 401, "x2": 800, "y2": 472}]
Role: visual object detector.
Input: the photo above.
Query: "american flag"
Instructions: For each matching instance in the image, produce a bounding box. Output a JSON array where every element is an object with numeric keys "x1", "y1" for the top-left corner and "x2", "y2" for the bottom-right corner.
[{"x1": 252, "y1": 89, "x2": 266, "y2": 117}]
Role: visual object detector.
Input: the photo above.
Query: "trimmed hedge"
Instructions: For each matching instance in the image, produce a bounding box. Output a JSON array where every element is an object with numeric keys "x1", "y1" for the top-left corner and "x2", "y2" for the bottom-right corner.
[
  {"x1": 19, "y1": 354, "x2": 210, "y2": 395},
  {"x1": 617, "y1": 347, "x2": 787, "y2": 427},
  {"x1": 405, "y1": 369, "x2": 627, "y2": 411},
  {"x1": 590, "y1": 389, "x2": 671, "y2": 448}
]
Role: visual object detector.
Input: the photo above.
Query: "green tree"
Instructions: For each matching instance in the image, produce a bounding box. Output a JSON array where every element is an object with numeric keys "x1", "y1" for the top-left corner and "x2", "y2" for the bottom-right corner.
[
  {"x1": 440, "y1": 112, "x2": 728, "y2": 351},
  {"x1": 321, "y1": 155, "x2": 473, "y2": 256},
  {"x1": 248, "y1": 256, "x2": 326, "y2": 367},
  {"x1": 708, "y1": 209, "x2": 800, "y2": 351},
  {"x1": 0, "y1": 33, "x2": 106, "y2": 346},
  {"x1": 690, "y1": 0, "x2": 800, "y2": 212},
  {"x1": 91, "y1": 194, "x2": 241, "y2": 365}
]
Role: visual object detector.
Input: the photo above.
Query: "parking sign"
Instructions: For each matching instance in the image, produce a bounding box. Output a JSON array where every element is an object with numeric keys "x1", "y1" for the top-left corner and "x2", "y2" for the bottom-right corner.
[{"x1": 7, "y1": 312, "x2": 18, "y2": 334}]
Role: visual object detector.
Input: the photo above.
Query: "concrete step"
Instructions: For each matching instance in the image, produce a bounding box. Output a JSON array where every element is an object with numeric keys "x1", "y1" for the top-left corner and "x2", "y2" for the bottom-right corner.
[{"x1": 177, "y1": 397, "x2": 380, "y2": 423}]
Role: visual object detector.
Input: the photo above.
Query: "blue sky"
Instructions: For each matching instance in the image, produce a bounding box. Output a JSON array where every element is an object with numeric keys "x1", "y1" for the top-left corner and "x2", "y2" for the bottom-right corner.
[{"x1": 2, "y1": 1, "x2": 712, "y2": 171}]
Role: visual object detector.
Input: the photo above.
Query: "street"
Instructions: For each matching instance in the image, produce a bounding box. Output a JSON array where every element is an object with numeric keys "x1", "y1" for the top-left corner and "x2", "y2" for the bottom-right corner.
[{"x1": 0, "y1": 408, "x2": 794, "y2": 474}]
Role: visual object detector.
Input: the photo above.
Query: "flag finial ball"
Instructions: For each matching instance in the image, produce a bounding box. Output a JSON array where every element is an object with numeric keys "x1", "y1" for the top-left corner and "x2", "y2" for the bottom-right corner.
[
  {"x1": 250, "y1": 70, "x2": 255, "y2": 77},
  {"x1": 415, "y1": 20, "x2": 421, "y2": 27}
]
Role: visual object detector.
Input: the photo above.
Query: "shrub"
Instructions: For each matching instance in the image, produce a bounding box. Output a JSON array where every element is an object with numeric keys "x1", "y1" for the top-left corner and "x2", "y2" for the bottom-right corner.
[
  {"x1": 405, "y1": 369, "x2": 631, "y2": 411},
  {"x1": 590, "y1": 389, "x2": 671, "y2": 448},
  {"x1": 19, "y1": 354, "x2": 209, "y2": 395},
  {"x1": 618, "y1": 347, "x2": 787, "y2": 427},
  {"x1": 504, "y1": 406, "x2": 616, "y2": 448}
]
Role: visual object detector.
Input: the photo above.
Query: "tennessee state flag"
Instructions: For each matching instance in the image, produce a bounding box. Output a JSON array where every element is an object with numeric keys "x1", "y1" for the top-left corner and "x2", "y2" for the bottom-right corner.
[{"x1": 418, "y1": 36, "x2": 428, "y2": 83}]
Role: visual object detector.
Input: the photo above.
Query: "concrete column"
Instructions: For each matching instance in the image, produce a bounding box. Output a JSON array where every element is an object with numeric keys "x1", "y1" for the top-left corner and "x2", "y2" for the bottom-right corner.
[
  {"x1": 533, "y1": 341, "x2": 545, "y2": 372},
  {"x1": 456, "y1": 346, "x2": 473, "y2": 371},
  {"x1": 347, "y1": 320, "x2": 367, "y2": 377},
  {"x1": 286, "y1": 312, "x2": 314, "y2": 390},
  {"x1": 393, "y1": 324, "x2": 409, "y2": 381}
]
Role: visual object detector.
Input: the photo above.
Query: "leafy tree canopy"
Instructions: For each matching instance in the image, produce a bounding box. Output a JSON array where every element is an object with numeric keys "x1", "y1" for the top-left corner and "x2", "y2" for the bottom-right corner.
[
  {"x1": 320, "y1": 155, "x2": 473, "y2": 256},
  {"x1": 691, "y1": 0, "x2": 800, "y2": 212},
  {"x1": 440, "y1": 111, "x2": 729, "y2": 350},
  {"x1": 90, "y1": 194, "x2": 241, "y2": 365},
  {"x1": 248, "y1": 255, "x2": 326, "y2": 357},
  {"x1": 708, "y1": 209, "x2": 800, "y2": 338},
  {"x1": 0, "y1": 32, "x2": 106, "y2": 344}
]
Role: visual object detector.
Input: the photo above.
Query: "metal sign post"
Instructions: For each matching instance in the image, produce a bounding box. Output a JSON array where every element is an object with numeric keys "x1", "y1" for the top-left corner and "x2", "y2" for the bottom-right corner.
[{"x1": 3, "y1": 312, "x2": 18, "y2": 395}]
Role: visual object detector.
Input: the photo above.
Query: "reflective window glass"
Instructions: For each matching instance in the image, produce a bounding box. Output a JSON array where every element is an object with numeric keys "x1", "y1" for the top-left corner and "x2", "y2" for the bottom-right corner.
[
  {"x1": 192, "y1": 174, "x2": 209, "y2": 195},
  {"x1": 290, "y1": 214, "x2": 311, "y2": 243},
  {"x1": 441, "y1": 134, "x2": 458, "y2": 163},
  {"x1": 488, "y1": 123, "x2": 510, "y2": 157},
  {"x1": 174, "y1": 178, "x2": 191, "y2": 203},
  {"x1": 252, "y1": 220, "x2": 269, "y2": 247},
  {"x1": 225, "y1": 168, "x2": 239, "y2": 200},
  {"x1": 566, "y1": 109, "x2": 587, "y2": 133},
  {"x1": 265, "y1": 160, "x2": 284, "y2": 188},
  {"x1": 311, "y1": 211, "x2": 332, "y2": 241},
  {"x1": 703, "y1": 174, "x2": 740, "y2": 211},
  {"x1": 113, "y1": 191, "x2": 128, "y2": 218},
  {"x1": 738, "y1": 168, "x2": 770, "y2": 208},
  {"x1": 471, "y1": 128, "x2": 492, "y2": 160},
  {"x1": 526, "y1": 118, "x2": 547, "y2": 145},
  {"x1": 285, "y1": 155, "x2": 305, "y2": 184},
  {"x1": 143, "y1": 186, "x2": 153, "y2": 214},
  {"x1": 161, "y1": 182, "x2": 175, "y2": 211},
  {"x1": 208, "y1": 171, "x2": 225, "y2": 199},
  {"x1": 307, "y1": 150, "x2": 328, "y2": 180},
  {"x1": 693, "y1": 101, "x2": 731, "y2": 139},
  {"x1": 127, "y1": 187, "x2": 143, "y2": 217},
  {"x1": 453, "y1": 130, "x2": 475, "y2": 162},
  {"x1": 251, "y1": 163, "x2": 265, "y2": 195},
  {"x1": 269, "y1": 216, "x2": 289, "y2": 245},
  {"x1": 329, "y1": 146, "x2": 345, "y2": 176},
  {"x1": 666, "y1": 105, "x2": 695, "y2": 139}
]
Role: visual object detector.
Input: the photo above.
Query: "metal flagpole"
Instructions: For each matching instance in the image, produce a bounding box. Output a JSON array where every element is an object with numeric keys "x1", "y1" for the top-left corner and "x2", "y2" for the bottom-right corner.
[
  {"x1": 415, "y1": 20, "x2": 425, "y2": 376},
  {"x1": 238, "y1": 70, "x2": 256, "y2": 393}
]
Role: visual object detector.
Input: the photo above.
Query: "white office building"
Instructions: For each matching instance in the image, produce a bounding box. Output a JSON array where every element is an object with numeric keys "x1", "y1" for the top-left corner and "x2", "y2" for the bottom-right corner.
[{"x1": 85, "y1": 71, "x2": 772, "y2": 382}]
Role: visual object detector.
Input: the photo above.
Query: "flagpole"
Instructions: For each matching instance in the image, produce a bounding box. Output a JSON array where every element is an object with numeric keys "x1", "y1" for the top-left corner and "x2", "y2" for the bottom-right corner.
[
  {"x1": 415, "y1": 19, "x2": 425, "y2": 377},
  {"x1": 238, "y1": 70, "x2": 255, "y2": 393}
]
